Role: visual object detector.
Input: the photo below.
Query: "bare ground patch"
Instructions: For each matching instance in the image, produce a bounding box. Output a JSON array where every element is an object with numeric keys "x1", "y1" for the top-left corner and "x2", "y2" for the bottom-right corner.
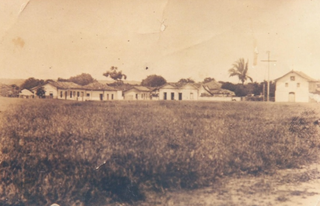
[{"x1": 135, "y1": 162, "x2": 320, "y2": 206}]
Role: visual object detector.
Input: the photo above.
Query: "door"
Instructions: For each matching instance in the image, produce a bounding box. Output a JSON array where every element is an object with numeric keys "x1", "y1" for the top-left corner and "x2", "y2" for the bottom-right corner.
[
  {"x1": 171, "y1": 92, "x2": 174, "y2": 100},
  {"x1": 288, "y1": 92, "x2": 295, "y2": 102},
  {"x1": 178, "y1": 93, "x2": 182, "y2": 100},
  {"x1": 100, "y1": 94, "x2": 103, "y2": 101},
  {"x1": 163, "y1": 92, "x2": 167, "y2": 100}
]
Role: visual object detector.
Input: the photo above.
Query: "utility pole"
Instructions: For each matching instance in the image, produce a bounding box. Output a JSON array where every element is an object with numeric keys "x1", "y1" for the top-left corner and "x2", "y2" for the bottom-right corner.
[{"x1": 261, "y1": 51, "x2": 277, "y2": 102}]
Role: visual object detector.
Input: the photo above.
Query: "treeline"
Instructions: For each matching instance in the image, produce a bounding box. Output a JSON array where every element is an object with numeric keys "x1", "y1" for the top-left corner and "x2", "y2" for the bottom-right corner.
[
  {"x1": 220, "y1": 81, "x2": 275, "y2": 98},
  {"x1": 1, "y1": 71, "x2": 276, "y2": 100}
]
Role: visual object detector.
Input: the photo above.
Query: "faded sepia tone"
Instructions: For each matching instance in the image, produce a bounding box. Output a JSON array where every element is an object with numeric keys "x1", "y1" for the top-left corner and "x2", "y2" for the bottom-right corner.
[
  {"x1": 1, "y1": 0, "x2": 320, "y2": 82},
  {"x1": 1, "y1": 1, "x2": 320, "y2": 206}
]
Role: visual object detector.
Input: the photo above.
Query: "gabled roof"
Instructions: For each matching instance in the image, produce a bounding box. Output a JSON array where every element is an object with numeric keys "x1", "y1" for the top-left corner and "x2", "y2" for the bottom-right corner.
[
  {"x1": 19, "y1": 89, "x2": 34, "y2": 95},
  {"x1": 124, "y1": 85, "x2": 156, "y2": 92},
  {"x1": 159, "y1": 82, "x2": 199, "y2": 89},
  {"x1": 274, "y1": 70, "x2": 317, "y2": 82},
  {"x1": 209, "y1": 89, "x2": 235, "y2": 95},
  {"x1": 202, "y1": 81, "x2": 221, "y2": 90},
  {"x1": 82, "y1": 82, "x2": 117, "y2": 91},
  {"x1": 48, "y1": 81, "x2": 83, "y2": 89}
]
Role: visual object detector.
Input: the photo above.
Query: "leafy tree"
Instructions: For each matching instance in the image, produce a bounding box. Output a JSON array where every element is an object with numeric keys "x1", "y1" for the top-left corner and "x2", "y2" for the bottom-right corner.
[
  {"x1": 103, "y1": 66, "x2": 127, "y2": 82},
  {"x1": 141, "y1": 75, "x2": 167, "y2": 87},
  {"x1": 69, "y1": 73, "x2": 96, "y2": 86},
  {"x1": 36, "y1": 87, "x2": 46, "y2": 98},
  {"x1": 228, "y1": 58, "x2": 253, "y2": 84},
  {"x1": 203, "y1": 77, "x2": 215, "y2": 83},
  {"x1": 20, "y1": 78, "x2": 44, "y2": 90},
  {"x1": 57, "y1": 78, "x2": 70, "y2": 82},
  {"x1": 178, "y1": 78, "x2": 195, "y2": 84}
]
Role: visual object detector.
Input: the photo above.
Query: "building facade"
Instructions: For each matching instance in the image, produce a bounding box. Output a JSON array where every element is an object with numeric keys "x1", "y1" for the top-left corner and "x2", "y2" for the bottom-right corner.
[{"x1": 275, "y1": 71, "x2": 320, "y2": 102}]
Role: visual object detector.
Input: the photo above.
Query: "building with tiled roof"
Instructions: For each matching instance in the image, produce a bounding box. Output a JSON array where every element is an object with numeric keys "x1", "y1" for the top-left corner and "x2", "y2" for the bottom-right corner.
[
  {"x1": 158, "y1": 81, "x2": 235, "y2": 101},
  {"x1": 31, "y1": 81, "x2": 122, "y2": 101}
]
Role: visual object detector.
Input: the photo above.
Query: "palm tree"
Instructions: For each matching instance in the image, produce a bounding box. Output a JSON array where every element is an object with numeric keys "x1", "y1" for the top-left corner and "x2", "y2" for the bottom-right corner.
[{"x1": 228, "y1": 58, "x2": 253, "y2": 84}]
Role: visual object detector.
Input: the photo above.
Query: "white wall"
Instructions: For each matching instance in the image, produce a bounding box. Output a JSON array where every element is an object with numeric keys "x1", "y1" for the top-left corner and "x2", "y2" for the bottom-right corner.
[
  {"x1": 159, "y1": 88, "x2": 199, "y2": 100},
  {"x1": 275, "y1": 73, "x2": 309, "y2": 102},
  {"x1": 43, "y1": 84, "x2": 58, "y2": 98}
]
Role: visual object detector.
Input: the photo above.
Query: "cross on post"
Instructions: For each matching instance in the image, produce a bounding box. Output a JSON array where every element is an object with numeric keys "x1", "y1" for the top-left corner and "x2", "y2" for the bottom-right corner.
[{"x1": 261, "y1": 51, "x2": 277, "y2": 102}]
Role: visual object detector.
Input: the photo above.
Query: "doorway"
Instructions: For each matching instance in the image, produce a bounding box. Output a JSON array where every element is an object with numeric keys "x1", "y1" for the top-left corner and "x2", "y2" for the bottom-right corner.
[
  {"x1": 288, "y1": 92, "x2": 295, "y2": 102},
  {"x1": 171, "y1": 92, "x2": 174, "y2": 100},
  {"x1": 178, "y1": 93, "x2": 182, "y2": 100}
]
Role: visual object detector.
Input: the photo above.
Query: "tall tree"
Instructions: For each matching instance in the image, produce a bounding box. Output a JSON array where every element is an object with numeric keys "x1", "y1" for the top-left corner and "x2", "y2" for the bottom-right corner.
[
  {"x1": 103, "y1": 66, "x2": 127, "y2": 82},
  {"x1": 228, "y1": 58, "x2": 253, "y2": 84},
  {"x1": 141, "y1": 75, "x2": 166, "y2": 87}
]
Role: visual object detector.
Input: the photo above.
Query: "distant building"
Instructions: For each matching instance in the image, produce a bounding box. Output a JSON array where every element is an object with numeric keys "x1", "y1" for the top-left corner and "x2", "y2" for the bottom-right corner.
[
  {"x1": 199, "y1": 81, "x2": 235, "y2": 98},
  {"x1": 123, "y1": 86, "x2": 154, "y2": 100},
  {"x1": 19, "y1": 89, "x2": 34, "y2": 99},
  {"x1": 158, "y1": 81, "x2": 236, "y2": 101},
  {"x1": 275, "y1": 70, "x2": 320, "y2": 102},
  {"x1": 31, "y1": 81, "x2": 122, "y2": 101},
  {"x1": 159, "y1": 83, "x2": 199, "y2": 100}
]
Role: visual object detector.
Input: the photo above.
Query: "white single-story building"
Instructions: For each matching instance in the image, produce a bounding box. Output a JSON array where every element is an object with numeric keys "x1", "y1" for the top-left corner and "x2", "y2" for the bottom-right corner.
[
  {"x1": 123, "y1": 86, "x2": 153, "y2": 100},
  {"x1": 158, "y1": 81, "x2": 235, "y2": 101},
  {"x1": 19, "y1": 89, "x2": 34, "y2": 98},
  {"x1": 31, "y1": 81, "x2": 122, "y2": 101},
  {"x1": 275, "y1": 70, "x2": 320, "y2": 102},
  {"x1": 159, "y1": 83, "x2": 199, "y2": 100}
]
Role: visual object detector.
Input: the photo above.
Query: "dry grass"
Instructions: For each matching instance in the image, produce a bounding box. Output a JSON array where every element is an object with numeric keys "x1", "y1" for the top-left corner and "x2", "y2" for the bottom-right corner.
[{"x1": 0, "y1": 99, "x2": 320, "y2": 205}]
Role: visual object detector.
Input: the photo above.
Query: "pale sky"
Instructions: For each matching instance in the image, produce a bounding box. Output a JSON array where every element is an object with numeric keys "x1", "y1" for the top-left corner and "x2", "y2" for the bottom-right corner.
[{"x1": 1, "y1": 0, "x2": 320, "y2": 83}]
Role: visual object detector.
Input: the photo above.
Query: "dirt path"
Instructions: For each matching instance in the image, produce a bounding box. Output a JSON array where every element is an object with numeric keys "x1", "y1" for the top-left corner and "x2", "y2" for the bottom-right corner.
[{"x1": 139, "y1": 162, "x2": 320, "y2": 206}]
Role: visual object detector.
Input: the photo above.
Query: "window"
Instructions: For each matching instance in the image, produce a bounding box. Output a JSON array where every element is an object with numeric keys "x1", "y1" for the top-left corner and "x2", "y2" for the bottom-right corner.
[
  {"x1": 135, "y1": 94, "x2": 138, "y2": 99},
  {"x1": 111, "y1": 94, "x2": 114, "y2": 100},
  {"x1": 290, "y1": 76, "x2": 295, "y2": 81},
  {"x1": 285, "y1": 83, "x2": 288, "y2": 87},
  {"x1": 297, "y1": 83, "x2": 300, "y2": 87},
  {"x1": 77, "y1": 92, "x2": 80, "y2": 97},
  {"x1": 60, "y1": 91, "x2": 63, "y2": 98},
  {"x1": 70, "y1": 91, "x2": 72, "y2": 98},
  {"x1": 86, "y1": 93, "x2": 90, "y2": 97},
  {"x1": 163, "y1": 92, "x2": 167, "y2": 100}
]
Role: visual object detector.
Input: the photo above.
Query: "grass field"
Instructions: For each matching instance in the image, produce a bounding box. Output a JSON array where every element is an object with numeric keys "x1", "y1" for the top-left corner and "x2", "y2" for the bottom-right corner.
[{"x1": 0, "y1": 98, "x2": 320, "y2": 206}]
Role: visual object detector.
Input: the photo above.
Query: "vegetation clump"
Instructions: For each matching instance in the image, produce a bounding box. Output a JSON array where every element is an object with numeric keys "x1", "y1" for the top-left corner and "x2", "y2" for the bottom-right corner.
[{"x1": 0, "y1": 101, "x2": 319, "y2": 205}]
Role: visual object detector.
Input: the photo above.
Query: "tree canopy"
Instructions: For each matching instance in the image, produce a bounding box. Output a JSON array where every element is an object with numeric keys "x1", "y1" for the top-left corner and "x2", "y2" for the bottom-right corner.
[
  {"x1": 36, "y1": 87, "x2": 46, "y2": 98},
  {"x1": 69, "y1": 73, "x2": 96, "y2": 86},
  {"x1": 178, "y1": 78, "x2": 195, "y2": 84},
  {"x1": 57, "y1": 73, "x2": 96, "y2": 86},
  {"x1": 203, "y1": 77, "x2": 215, "y2": 83},
  {"x1": 141, "y1": 75, "x2": 167, "y2": 87},
  {"x1": 103, "y1": 66, "x2": 127, "y2": 82},
  {"x1": 20, "y1": 78, "x2": 44, "y2": 90},
  {"x1": 228, "y1": 58, "x2": 253, "y2": 84}
]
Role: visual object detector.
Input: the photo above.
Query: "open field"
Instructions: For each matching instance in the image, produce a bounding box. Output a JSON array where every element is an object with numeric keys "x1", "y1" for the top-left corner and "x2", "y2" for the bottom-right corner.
[{"x1": 0, "y1": 98, "x2": 320, "y2": 205}]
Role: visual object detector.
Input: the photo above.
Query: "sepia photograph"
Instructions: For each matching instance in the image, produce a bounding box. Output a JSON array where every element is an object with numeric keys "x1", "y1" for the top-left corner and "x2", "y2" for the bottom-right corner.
[{"x1": 1, "y1": 0, "x2": 320, "y2": 205}]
